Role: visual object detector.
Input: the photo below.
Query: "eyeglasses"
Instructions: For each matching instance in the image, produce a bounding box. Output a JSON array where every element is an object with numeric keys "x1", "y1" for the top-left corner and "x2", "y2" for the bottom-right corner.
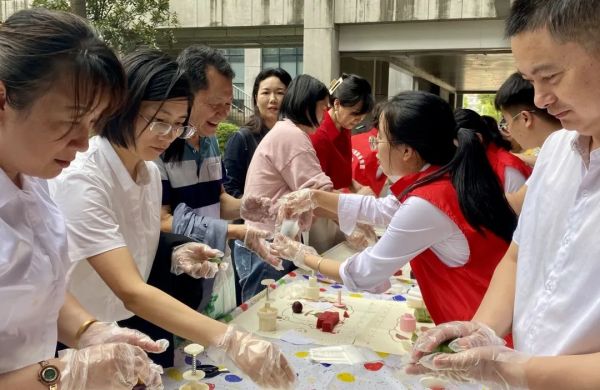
[
  {"x1": 498, "y1": 110, "x2": 536, "y2": 136},
  {"x1": 140, "y1": 115, "x2": 196, "y2": 139},
  {"x1": 368, "y1": 135, "x2": 388, "y2": 151}
]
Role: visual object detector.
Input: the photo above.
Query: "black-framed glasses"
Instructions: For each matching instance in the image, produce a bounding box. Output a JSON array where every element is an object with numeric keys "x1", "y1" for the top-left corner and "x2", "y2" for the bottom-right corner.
[
  {"x1": 368, "y1": 135, "x2": 387, "y2": 151},
  {"x1": 498, "y1": 110, "x2": 536, "y2": 135},
  {"x1": 140, "y1": 115, "x2": 196, "y2": 139}
]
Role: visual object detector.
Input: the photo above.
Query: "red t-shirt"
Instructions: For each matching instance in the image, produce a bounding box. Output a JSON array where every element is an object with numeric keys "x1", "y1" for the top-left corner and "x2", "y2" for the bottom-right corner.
[
  {"x1": 351, "y1": 128, "x2": 387, "y2": 195},
  {"x1": 310, "y1": 110, "x2": 353, "y2": 189}
]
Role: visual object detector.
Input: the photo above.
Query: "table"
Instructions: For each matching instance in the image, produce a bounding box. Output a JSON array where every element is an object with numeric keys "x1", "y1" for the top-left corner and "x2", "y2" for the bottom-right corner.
[{"x1": 162, "y1": 243, "x2": 484, "y2": 390}]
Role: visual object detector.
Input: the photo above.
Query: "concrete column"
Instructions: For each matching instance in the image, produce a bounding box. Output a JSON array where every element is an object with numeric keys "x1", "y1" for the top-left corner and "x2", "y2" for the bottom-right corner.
[
  {"x1": 244, "y1": 48, "x2": 262, "y2": 103},
  {"x1": 388, "y1": 64, "x2": 414, "y2": 97},
  {"x1": 303, "y1": 0, "x2": 340, "y2": 84}
]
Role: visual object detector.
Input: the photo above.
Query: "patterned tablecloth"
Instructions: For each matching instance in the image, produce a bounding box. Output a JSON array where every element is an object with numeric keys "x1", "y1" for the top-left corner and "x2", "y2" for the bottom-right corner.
[{"x1": 162, "y1": 243, "x2": 485, "y2": 390}]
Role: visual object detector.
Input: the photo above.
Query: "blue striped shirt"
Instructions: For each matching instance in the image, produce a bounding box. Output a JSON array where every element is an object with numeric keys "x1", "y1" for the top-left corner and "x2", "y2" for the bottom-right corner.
[{"x1": 156, "y1": 136, "x2": 224, "y2": 218}]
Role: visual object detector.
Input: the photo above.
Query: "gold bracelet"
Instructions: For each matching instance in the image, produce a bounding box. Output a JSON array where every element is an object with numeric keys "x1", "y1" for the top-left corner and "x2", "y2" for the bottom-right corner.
[
  {"x1": 75, "y1": 318, "x2": 98, "y2": 343},
  {"x1": 316, "y1": 257, "x2": 324, "y2": 274}
]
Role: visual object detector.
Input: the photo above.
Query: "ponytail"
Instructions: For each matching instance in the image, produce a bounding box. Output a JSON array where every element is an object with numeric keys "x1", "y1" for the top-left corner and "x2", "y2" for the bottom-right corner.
[{"x1": 401, "y1": 128, "x2": 517, "y2": 242}]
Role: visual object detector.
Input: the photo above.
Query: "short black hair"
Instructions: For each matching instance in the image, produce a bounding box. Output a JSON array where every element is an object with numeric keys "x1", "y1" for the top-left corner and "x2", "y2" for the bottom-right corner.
[
  {"x1": 495, "y1": 72, "x2": 561, "y2": 124},
  {"x1": 279, "y1": 74, "x2": 329, "y2": 128},
  {"x1": 177, "y1": 45, "x2": 235, "y2": 94},
  {"x1": 506, "y1": 0, "x2": 600, "y2": 53},
  {"x1": 454, "y1": 108, "x2": 512, "y2": 151},
  {"x1": 100, "y1": 48, "x2": 192, "y2": 148},
  {"x1": 330, "y1": 73, "x2": 374, "y2": 115},
  {"x1": 0, "y1": 8, "x2": 125, "y2": 122}
]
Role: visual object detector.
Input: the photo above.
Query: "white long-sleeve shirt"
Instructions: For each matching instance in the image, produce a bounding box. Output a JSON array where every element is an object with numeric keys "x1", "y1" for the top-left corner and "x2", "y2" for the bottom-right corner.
[
  {"x1": 337, "y1": 193, "x2": 469, "y2": 293},
  {"x1": 0, "y1": 170, "x2": 69, "y2": 373},
  {"x1": 513, "y1": 130, "x2": 600, "y2": 355}
]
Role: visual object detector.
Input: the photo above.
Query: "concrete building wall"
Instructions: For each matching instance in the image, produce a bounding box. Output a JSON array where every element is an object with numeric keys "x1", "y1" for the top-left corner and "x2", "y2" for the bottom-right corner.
[
  {"x1": 170, "y1": 0, "x2": 304, "y2": 28},
  {"x1": 171, "y1": 0, "x2": 499, "y2": 28}
]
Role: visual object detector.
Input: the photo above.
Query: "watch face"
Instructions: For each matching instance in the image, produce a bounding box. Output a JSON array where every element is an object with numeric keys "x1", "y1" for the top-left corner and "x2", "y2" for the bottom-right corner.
[{"x1": 41, "y1": 366, "x2": 59, "y2": 383}]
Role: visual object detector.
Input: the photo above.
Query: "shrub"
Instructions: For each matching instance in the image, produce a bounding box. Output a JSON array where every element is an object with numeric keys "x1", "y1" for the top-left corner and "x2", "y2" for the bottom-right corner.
[{"x1": 216, "y1": 122, "x2": 240, "y2": 154}]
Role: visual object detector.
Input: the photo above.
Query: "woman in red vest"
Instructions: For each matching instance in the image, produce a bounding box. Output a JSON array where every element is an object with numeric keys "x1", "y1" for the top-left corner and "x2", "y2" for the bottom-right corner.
[
  {"x1": 310, "y1": 74, "x2": 374, "y2": 193},
  {"x1": 454, "y1": 108, "x2": 532, "y2": 193},
  {"x1": 269, "y1": 91, "x2": 517, "y2": 325}
]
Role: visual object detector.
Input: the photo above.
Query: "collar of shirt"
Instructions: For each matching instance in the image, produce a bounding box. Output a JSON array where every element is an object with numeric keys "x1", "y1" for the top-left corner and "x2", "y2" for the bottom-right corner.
[
  {"x1": 96, "y1": 136, "x2": 151, "y2": 190},
  {"x1": 570, "y1": 132, "x2": 600, "y2": 167},
  {"x1": 321, "y1": 110, "x2": 349, "y2": 142},
  {"x1": 0, "y1": 168, "x2": 21, "y2": 208}
]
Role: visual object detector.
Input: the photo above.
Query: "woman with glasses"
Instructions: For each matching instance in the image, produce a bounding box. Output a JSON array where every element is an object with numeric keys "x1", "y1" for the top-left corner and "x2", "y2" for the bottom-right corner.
[
  {"x1": 455, "y1": 108, "x2": 532, "y2": 193},
  {"x1": 50, "y1": 49, "x2": 295, "y2": 389},
  {"x1": 268, "y1": 91, "x2": 517, "y2": 328}
]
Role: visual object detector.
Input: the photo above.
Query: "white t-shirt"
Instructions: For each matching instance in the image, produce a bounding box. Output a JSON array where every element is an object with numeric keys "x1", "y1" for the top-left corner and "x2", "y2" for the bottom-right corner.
[
  {"x1": 50, "y1": 136, "x2": 161, "y2": 322},
  {"x1": 0, "y1": 170, "x2": 69, "y2": 373},
  {"x1": 513, "y1": 129, "x2": 600, "y2": 355},
  {"x1": 337, "y1": 193, "x2": 469, "y2": 293}
]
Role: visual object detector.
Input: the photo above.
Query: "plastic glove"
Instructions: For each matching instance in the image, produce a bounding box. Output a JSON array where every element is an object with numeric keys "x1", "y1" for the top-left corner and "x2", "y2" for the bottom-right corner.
[
  {"x1": 345, "y1": 223, "x2": 377, "y2": 251},
  {"x1": 171, "y1": 242, "x2": 224, "y2": 279},
  {"x1": 275, "y1": 189, "x2": 316, "y2": 232},
  {"x1": 59, "y1": 343, "x2": 164, "y2": 390},
  {"x1": 207, "y1": 325, "x2": 296, "y2": 389},
  {"x1": 240, "y1": 195, "x2": 277, "y2": 224},
  {"x1": 414, "y1": 345, "x2": 530, "y2": 390},
  {"x1": 78, "y1": 321, "x2": 169, "y2": 354},
  {"x1": 410, "y1": 321, "x2": 505, "y2": 363},
  {"x1": 243, "y1": 227, "x2": 283, "y2": 270},
  {"x1": 272, "y1": 233, "x2": 318, "y2": 271}
]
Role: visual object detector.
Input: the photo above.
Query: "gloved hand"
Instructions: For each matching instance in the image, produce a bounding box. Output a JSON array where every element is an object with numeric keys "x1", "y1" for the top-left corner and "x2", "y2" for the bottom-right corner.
[
  {"x1": 345, "y1": 223, "x2": 377, "y2": 251},
  {"x1": 272, "y1": 233, "x2": 318, "y2": 271},
  {"x1": 240, "y1": 195, "x2": 277, "y2": 224},
  {"x1": 414, "y1": 345, "x2": 530, "y2": 390},
  {"x1": 207, "y1": 325, "x2": 296, "y2": 389},
  {"x1": 59, "y1": 343, "x2": 164, "y2": 390},
  {"x1": 243, "y1": 227, "x2": 283, "y2": 270},
  {"x1": 171, "y1": 242, "x2": 224, "y2": 279},
  {"x1": 78, "y1": 321, "x2": 169, "y2": 354},
  {"x1": 275, "y1": 189, "x2": 317, "y2": 232},
  {"x1": 410, "y1": 321, "x2": 505, "y2": 363}
]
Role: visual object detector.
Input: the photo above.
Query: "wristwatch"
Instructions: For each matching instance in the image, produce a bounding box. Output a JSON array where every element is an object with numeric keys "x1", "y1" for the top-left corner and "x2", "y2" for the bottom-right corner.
[{"x1": 38, "y1": 360, "x2": 60, "y2": 390}]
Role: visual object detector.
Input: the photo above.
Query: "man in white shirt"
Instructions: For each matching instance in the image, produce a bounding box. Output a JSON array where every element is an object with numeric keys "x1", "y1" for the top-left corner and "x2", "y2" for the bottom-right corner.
[{"x1": 409, "y1": 1, "x2": 600, "y2": 388}]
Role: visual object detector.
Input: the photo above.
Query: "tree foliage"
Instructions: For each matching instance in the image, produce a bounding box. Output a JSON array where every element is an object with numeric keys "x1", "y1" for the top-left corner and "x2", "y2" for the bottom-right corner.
[
  {"x1": 31, "y1": 0, "x2": 178, "y2": 53},
  {"x1": 463, "y1": 94, "x2": 501, "y2": 120}
]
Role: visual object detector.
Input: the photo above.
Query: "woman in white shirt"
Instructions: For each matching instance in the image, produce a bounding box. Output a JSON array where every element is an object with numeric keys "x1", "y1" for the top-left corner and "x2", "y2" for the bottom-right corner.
[
  {"x1": 269, "y1": 91, "x2": 518, "y2": 326},
  {"x1": 0, "y1": 9, "x2": 164, "y2": 390},
  {"x1": 50, "y1": 48, "x2": 295, "y2": 389}
]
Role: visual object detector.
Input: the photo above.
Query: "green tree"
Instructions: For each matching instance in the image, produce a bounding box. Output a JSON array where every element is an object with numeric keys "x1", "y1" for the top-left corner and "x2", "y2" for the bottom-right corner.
[
  {"x1": 31, "y1": 0, "x2": 178, "y2": 53},
  {"x1": 463, "y1": 94, "x2": 501, "y2": 120}
]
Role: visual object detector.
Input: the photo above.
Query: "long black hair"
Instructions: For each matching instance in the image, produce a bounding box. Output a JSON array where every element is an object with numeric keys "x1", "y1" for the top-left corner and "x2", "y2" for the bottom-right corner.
[
  {"x1": 245, "y1": 67, "x2": 292, "y2": 133},
  {"x1": 384, "y1": 92, "x2": 516, "y2": 242},
  {"x1": 454, "y1": 109, "x2": 512, "y2": 151},
  {"x1": 99, "y1": 48, "x2": 192, "y2": 148}
]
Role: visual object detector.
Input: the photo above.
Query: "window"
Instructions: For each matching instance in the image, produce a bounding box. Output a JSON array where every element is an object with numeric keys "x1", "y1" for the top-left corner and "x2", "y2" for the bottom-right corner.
[{"x1": 262, "y1": 47, "x2": 303, "y2": 78}]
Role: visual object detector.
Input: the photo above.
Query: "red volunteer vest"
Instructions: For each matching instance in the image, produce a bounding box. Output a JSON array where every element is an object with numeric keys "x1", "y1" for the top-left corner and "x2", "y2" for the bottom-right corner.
[
  {"x1": 486, "y1": 144, "x2": 533, "y2": 184},
  {"x1": 351, "y1": 128, "x2": 387, "y2": 196},
  {"x1": 390, "y1": 167, "x2": 509, "y2": 324},
  {"x1": 310, "y1": 110, "x2": 353, "y2": 189}
]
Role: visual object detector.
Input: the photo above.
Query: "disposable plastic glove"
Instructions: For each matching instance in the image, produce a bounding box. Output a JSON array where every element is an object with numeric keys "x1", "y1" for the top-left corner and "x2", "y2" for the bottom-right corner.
[
  {"x1": 240, "y1": 195, "x2": 277, "y2": 224},
  {"x1": 272, "y1": 233, "x2": 318, "y2": 271},
  {"x1": 345, "y1": 223, "x2": 377, "y2": 251},
  {"x1": 414, "y1": 345, "x2": 530, "y2": 390},
  {"x1": 207, "y1": 325, "x2": 296, "y2": 389},
  {"x1": 275, "y1": 189, "x2": 316, "y2": 232},
  {"x1": 171, "y1": 242, "x2": 224, "y2": 279},
  {"x1": 78, "y1": 321, "x2": 169, "y2": 354},
  {"x1": 243, "y1": 227, "x2": 283, "y2": 270},
  {"x1": 410, "y1": 321, "x2": 505, "y2": 363},
  {"x1": 59, "y1": 343, "x2": 164, "y2": 390}
]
